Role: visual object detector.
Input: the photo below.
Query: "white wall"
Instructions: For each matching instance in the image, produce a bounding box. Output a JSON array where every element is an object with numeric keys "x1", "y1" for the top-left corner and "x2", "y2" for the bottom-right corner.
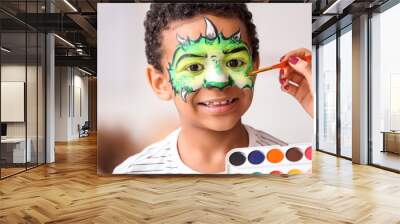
[
  {"x1": 1, "y1": 65, "x2": 27, "y2": 141},
  {"x1": 55, "y1": 66, "x2": 69, "y2": 141},
  {"x1": 1, "y1": 65, "x2": 38, "y2": 138},
  {"x1": 1, "y1": 63, "x2": 46, "y2": 164},
  {"x1": 55, "y1": 67, "x2": 89, "y2": 141},
  {"x1": 72, "y1": 73, "x2": 89, "y2": 138}
]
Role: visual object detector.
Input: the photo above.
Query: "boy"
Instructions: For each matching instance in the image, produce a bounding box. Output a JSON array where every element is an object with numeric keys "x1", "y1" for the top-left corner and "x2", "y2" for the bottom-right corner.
[{"x1": 114, "y1": 3, "x2": 306, "y2": 174}]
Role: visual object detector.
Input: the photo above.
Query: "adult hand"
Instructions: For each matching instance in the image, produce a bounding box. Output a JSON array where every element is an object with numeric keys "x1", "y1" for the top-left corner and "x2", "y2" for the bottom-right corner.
[{"x1": 279, "y1": 48, "x2": 313, "y2": 118}]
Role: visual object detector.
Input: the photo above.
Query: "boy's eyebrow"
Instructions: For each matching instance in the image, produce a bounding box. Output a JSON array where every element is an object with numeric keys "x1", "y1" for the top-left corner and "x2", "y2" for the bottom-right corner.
[
  {"x1": 223, "y1": 46, "x2": 248, "y2": 54},
  {"x1": 176, "y1": 53, "x2": 206, "y2": 67}
]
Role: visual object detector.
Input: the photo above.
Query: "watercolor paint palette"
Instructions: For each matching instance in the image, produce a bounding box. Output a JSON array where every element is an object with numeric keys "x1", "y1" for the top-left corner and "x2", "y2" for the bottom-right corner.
[{"x1": 225, "y1": 144, "x2": 312, "y2": 174}]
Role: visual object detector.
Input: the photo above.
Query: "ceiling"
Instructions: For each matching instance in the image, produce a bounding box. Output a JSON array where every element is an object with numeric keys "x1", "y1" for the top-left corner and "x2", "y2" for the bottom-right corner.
[{"x1": 0, "y1": 0, "x2": 393, "y2": 75}]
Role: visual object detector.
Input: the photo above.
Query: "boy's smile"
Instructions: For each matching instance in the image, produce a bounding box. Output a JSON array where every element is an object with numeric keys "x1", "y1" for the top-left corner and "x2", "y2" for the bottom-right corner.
[
  {"x1": 174, "y1": 80, "x2": 253, "y2": 132},
  {"x1": 196, "y1": 96, "x2": 239, "y2": 114},
  {"x1": 198, "y1": 98, "x2": 238, "y2": 113}
]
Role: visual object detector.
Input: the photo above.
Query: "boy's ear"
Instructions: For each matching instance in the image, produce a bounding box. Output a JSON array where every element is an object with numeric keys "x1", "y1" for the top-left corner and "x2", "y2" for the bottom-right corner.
[{"x1": 146, "y1": 65, "x2": 173, "y2": 101}]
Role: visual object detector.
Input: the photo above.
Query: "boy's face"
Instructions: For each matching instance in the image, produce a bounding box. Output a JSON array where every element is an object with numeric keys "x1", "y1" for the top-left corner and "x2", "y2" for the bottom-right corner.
[{"x1": 160, "y1": 15, "x2": 258, "y2": 131}]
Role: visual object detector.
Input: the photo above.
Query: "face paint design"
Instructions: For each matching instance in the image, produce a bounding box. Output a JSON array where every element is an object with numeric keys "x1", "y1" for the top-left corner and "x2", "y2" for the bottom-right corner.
[{"x1": 168, "y1": 17, "x2": 254, "y2": 102}]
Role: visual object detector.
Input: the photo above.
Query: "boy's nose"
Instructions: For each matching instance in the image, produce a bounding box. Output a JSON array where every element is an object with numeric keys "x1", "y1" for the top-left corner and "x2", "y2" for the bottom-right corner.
[{"x1": 203, "y1": 59, "x2": 231, "y2": 89}]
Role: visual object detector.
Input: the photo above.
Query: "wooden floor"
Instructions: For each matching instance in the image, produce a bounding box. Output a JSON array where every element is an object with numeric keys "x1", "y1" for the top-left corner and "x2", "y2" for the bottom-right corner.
[
  {"x1": 1, "y1": 135, "x2": 400, "y2": 224},
  {"x1": 1, "y1": 163, "x2": 44, "y2": 178},
  {"x1": 1, "y1": 167, "x2": 26, "y2": 178}
]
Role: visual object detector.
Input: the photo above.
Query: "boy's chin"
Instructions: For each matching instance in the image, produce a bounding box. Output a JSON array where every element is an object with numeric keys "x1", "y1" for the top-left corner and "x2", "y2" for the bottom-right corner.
[{"x1": 199, "y1": 118, "x2": 241, "y2": 132}]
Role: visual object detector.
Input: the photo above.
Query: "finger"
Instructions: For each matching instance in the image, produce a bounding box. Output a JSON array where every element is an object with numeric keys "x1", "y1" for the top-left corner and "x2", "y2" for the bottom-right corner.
[
  {"x1": 279, "y1": 68, "x2": 299, "y2": 86},
  {"x1": 285, "y1": 71, "x2": 305, "y2": 85},
  {"x1": 280, "y1": 65, "x2": 294, "y2": 79},
  {"x1": 279, "y1": 69, "x2": 285, "y2": 85},
  {"x1": 288, "y1": 56, "x2": 311, "y2": 81},
  {"x1": 281, "y1": 58, "x2": 309, "y2": 79},
  {"x1": 293, "y1": 79, "x2": 311, "y2": 103},
  {"x1": 280, "y1": 48, "x2": 311, "y2": 62},
  {"x1": 282, "y1": 79, "x2": 310, "y2": 103},
  {"x1": 281, "y1": 80, "x2": 298, "y2": 97},
  {"x1": 281, "y1": 67, "x2": 305, "y2": 86}
]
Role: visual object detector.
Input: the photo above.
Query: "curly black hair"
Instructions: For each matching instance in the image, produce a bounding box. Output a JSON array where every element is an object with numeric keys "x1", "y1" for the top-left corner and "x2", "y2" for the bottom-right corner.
[{"x1": 144, "y1": 3, "x2": 259, "y2": 72}]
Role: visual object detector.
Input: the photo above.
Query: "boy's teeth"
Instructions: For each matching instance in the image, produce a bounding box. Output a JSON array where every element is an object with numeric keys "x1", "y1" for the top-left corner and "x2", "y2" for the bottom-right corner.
[{"x1": 203, "y1": 98, "x2": 235, "y2": 106}]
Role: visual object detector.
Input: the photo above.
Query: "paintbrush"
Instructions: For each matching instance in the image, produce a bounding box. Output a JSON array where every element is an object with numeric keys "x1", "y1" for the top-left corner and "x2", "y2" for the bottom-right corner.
[{"x1": 249, "y1": 55, "x2": 312, "y2": 76}]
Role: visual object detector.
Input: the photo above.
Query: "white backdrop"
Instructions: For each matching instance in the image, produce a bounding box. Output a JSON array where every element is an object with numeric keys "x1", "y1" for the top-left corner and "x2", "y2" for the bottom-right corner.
[
  {"x1": 1, "y1": 82, "x2": 24, "y2": 122},
  {"x1": 98, "y1": 3, "x2": 313, "y2": 162}
]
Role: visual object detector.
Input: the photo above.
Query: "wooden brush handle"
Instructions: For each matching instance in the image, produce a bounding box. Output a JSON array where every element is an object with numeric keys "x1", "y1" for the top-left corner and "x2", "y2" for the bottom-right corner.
[{"x1": 250, "y1": 54, "x2": 312, "y2": 76}]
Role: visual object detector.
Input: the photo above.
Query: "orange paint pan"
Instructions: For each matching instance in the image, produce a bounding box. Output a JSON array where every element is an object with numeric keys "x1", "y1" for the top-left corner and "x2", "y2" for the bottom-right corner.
[{"x1": 249, "y1": 55, "x2": 312, "y2": 76}]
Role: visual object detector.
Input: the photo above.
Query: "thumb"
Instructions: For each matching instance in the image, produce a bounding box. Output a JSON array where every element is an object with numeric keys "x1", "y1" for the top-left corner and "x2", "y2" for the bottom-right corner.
[{"x1": 288, "y1": 55, "x2": 311, "y2": 81}]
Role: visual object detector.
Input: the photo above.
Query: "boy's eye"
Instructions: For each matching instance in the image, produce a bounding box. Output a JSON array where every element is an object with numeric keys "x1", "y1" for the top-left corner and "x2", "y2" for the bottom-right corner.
[
  {"x1": 186, "y1": 63, "x2": 204, "y2": 72},
  {"x1": 226, "y1": 59, "x2": 244, "y2": 68}
]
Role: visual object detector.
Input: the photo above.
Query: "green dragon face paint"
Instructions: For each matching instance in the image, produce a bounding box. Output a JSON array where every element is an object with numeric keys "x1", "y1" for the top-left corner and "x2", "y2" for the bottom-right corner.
[{"x1": 168, "y1": 17, "x2": 254, "y2": 102}]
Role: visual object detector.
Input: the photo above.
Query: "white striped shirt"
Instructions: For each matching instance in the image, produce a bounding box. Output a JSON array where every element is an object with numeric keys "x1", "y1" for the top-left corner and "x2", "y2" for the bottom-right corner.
[{"x1": 113, "y1": 124, "x2": 286, "y2": 174}]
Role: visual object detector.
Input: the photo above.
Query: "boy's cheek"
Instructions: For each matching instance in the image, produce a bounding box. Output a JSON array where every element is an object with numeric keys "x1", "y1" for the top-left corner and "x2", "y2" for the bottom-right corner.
[
  {"x1": 240, "y1": 88, "x2": 254, "y2": 106},
  {"x1": 166, "y1": 83, "x2": 177, "y2": 100},
  {"x1": 171, "y1": 91, "x2": 188, "y2": 104}
]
